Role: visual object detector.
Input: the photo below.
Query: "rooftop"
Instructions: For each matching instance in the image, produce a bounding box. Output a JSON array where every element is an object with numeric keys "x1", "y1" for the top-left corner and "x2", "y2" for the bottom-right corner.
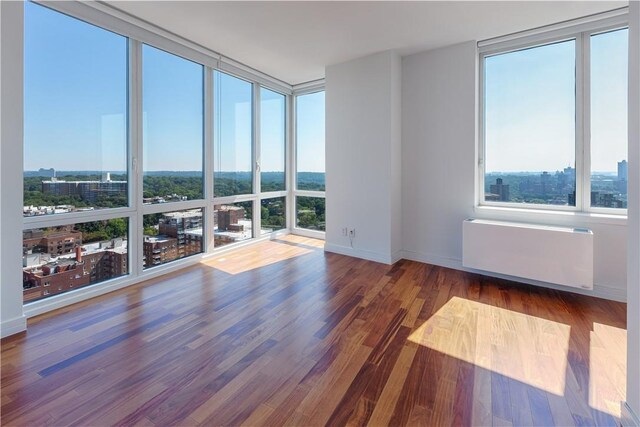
[{"x1": 162, "y1": 210, "x2": 203, "y2": 219}]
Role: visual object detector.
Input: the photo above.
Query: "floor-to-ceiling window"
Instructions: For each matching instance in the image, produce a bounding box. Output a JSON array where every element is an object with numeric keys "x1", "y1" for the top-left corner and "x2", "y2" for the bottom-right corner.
[
  {"x1": 213, "y1": 71, "x2": 255, "y2": 246},
  {"x1": 23, "y1": 1, "x2": 130, "y2": 303},
  {"x1": 142, "y1": 45, "x2": 205, "y2": 269},
  {"x1": 259, "y1": 87, "x2": 287, "y2": 236},
  {"x1": 294, "y1": 90, "x2": 325, "y2": 232},
  {"x1": 21, "y1": 1, "x2": 307, "y2": 308}
]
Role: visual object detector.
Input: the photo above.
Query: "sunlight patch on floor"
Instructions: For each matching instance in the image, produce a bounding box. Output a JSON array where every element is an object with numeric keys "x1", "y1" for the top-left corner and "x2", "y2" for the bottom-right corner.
[
  {"x1": 589, "y1": 322, "x2": 627, "y2": 418},
  {"x1": 408, "y1": 296, "x2": 571, "y2": 395},
  {"x1": 203, "y1": 235, "x2": 318, "y2": 275}
]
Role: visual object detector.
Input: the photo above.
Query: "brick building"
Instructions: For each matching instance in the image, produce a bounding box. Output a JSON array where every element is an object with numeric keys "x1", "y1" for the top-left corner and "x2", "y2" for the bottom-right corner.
[
  {"x1": 23, "y1": 241, "x2": 128, "y2": 303},
  {"x1": 157, "y1": 210, "x2": 203, "y2": 259},
  {"x1": 22, "y1": 229, "x2": 83, "y2": 256},
  {"x1": 216, "y1": 206, "x2": 245, "y2": 231},
  {"x1": 143, "y1": 235, "x2": 178, "y2": 268}
]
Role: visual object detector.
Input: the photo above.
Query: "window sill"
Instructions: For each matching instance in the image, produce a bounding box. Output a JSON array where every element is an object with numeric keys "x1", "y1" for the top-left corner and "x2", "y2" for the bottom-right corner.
[{"x1": 474, "y1": 205, "x2": 627, "y2": 227}]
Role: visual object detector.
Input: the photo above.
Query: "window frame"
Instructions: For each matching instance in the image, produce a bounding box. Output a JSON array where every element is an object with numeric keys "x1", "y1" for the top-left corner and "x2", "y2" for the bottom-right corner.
[
  {"x1": 259, "y1": 86, "x2": 287, "y2": 195},
  {"x1": 21, "y1": 0, "x2": 301, "y2": 316},
  {"x1": 478, "y1": 15, "x2": 629, "y2": 216},
  {"x1": 141, "y1": 43, "x2": 207, "y2": 207},
  {"x1": 291, "y1": 85, "x2": 326, "y2": 238}
]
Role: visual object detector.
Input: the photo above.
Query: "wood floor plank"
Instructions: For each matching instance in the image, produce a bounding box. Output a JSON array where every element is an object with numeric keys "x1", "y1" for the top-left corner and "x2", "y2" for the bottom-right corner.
[{"x1": 1, "y1": 235, "x2": 627, "y2": 427}]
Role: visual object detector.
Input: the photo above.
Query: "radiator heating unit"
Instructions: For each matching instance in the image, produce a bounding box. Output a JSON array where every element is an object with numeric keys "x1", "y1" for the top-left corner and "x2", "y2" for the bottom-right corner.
[{"x1": 462, "y1": 219, "x2": 593, "y2": 289}]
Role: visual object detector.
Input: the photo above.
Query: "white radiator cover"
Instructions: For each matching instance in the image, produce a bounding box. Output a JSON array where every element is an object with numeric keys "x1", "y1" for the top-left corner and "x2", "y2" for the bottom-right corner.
[{"x1": 462, "y1": 219, "x2": 593, "y2": 289}]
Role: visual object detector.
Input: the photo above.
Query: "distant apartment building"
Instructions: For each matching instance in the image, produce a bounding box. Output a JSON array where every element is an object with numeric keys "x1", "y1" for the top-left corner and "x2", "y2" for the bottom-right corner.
[
  {"x1": 538, "y1": 171, "x2": 551, "y2": 194},
  {"x1": 22, "y1": 229, "x2": 83, "y2": 256},
  {"x1": 563, "y1": 165, "x2": 576, "y2": 179},
  {"x1": 159, "y1": 210, "x2": 203, "y2": 237},
  {"x1": 143, "y1": 210, "x2": 203, "y2": 268},
  {"x1": 216, "y1": 206, "x2": 245, "y2": 231},
  {"x1": 42, "y1": 173, "x2": 126, "y2": 202},
  {"x1": 488, "y1": 178, "x2": 510, "y2": 202},
  {"x1": 213, "y1": 206, "x2": 247, "y2": 245},
  {"x1": 591, "y1": 191, "x2": 627, "y2": 209},
  {"x1": 23, "y1": 240, "x2": 128, "y2": 302},
  {"x1": 159, "y1": 210, "x2": 203, "y2": 258},
  {"x1": 143, "y1": 235, "x2": 178, "y2": 268},
  {"x1": 618, "y1": 160, "x2": 628, "y2": 181},
  {"x1": 568, "y1": 190, "x2": 627, "y2": 208},
  {"x1": 617, "y1": 160, "x2": 628, "y2": 194}
]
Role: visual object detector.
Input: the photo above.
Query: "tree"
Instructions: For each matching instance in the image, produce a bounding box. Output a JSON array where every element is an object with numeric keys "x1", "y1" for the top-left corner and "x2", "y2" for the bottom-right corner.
[{"x1": 106, "y1": 218, "x2": 127, "y2": 238}]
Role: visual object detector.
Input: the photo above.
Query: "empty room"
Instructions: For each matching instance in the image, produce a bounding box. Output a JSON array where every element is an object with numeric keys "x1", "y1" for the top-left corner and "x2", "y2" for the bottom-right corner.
[{"x1": 1, "y1": 1, "x2": 639, "y2": 426}]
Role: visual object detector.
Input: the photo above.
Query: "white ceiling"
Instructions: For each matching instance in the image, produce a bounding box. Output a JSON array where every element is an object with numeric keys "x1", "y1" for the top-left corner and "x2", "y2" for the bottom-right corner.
[{"x1": 106, "y1": 1, "x2": 627, "y2": 85}]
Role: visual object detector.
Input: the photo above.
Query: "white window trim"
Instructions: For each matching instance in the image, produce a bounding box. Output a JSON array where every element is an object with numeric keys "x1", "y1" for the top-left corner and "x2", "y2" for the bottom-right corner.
[{"x1": 477, "y1": 11, "x2": 629, "y2": 219}]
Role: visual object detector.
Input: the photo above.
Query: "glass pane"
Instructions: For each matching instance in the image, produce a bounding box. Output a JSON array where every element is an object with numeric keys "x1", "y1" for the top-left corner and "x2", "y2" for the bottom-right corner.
[
  {"x1": 214, "y1": 71, "x2": 253, "y2": 197},
  {"x1": 214, "y1": 201, "x2": 253, "y2": 247},
  {"x1": 296, "y1": 197, "x2": 325, "y2": 231},
  {"x1": 260, "y1": 88, "x2": 286, "y2": 192},
  {"x1": 143, "y1": 45, "x2": 204, "y2": 204},
  {"x1": 261, "y1": 197, "x2": 286, "y2": 235},
  {"x1": 23, "y1": 219, "x2": 128, "y2": 303},
  {"x1": 296, "y1": 91, "x2": 325, "y2": 191},
  {"x1": 143, "y1": 209, "x2": 203, "y2": 269},
  {"x1": 484, "y1": 40, "x2": 576, "y2": 206},
  {"x1": 23, "y1": 2, "x2": 128, "y2": 216},
  {"x1": 591, "y1": 28, "x2": 628, "y2": 209}
]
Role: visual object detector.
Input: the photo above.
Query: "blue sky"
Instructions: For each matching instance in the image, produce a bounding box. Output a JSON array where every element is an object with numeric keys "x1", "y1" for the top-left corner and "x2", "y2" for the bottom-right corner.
[
  {"x1": 485, "y1": 29, "x2": 628, "y2": 174},
  {"x1": 24, "y1": 1, "x2": 128, "y2": 172},
  {"x1": 28, "y1": 2, "x2": 623, "y2": 177},
  {"x1": 590, "y1": 28, "x2": 629, "y2": 174},
  {"x1": 296, "y1": 91, "x2": 326, "y2": 173},
  {"x1": 24, "y1": 2, "x2": 325, "y2": 174},
  {"x1": 260, "y1": 87, "x2": 286, "y2": 173},
  {"x1": 143, "y1": 44, "x2": 203, "y2": 172}
]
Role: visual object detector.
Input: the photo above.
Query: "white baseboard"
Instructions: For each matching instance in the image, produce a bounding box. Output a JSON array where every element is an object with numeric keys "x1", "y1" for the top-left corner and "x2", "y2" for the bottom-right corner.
[
  {"x1": 324, "y1": 243, "x2": 396, "y2": 265},
  {"x1": 391, "y1": 249, "x2": 403, "y2": 264},
  {"x1": 622, "y1": 402, "x2": 640, "y2": 427},
  {"x1": 401, "y1": 250, "x2": 463, "y2": 271},
  {"x1": 290, "y1": 227, "x2": 325, "y2": 240},
  {"x1": 400, "y1": 249, "x2": 626, "y2": 303},
  {"x1": 1, "y1": 314, "x2": 27, "y2": 338}
]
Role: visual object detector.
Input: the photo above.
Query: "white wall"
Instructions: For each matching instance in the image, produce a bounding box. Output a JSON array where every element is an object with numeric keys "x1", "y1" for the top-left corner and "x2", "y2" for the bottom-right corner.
[
  {"x1": 0, "y1": 1, "x2": 27, "y2": 338},
  {"x1": 325, "y1": 50, "x2": 402, "y2": 264},
  {"x1": 400, "y1": 41, "x2": 628, "y2": 302},
  {"x1": 625, "y1": 1, "x2": 640, "y2": 424}
]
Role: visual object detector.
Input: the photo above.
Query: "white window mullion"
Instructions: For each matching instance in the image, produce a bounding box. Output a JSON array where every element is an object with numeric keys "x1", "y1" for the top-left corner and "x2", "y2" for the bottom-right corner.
[
  {"x1": 478, "y1": 53, "x2": 487, "y2": 207},
  {"x1": 130, "y1": 39, "x2": 144, "y2": 278},
  {"x1": 284, "y1": 93, "x2": 292, "y2": 231},
  {"x1": 288, "y1": 94, "x2": 298, "y2": 230},
  {"x1": 253, "y1": 83, "x2": 261, "y2": 238},
  {"x1": 23, "y1": 207, "x2": 136, "y2": 229},
  {"x1": 204, "y1": 67, "x2": 214, "y2": 253},
  {"x1": 574, "y1": 32, "x2": 594, "y2": 213},
  {"x1": 575, "y1": 32, "x2": 586, "y2": 212}
]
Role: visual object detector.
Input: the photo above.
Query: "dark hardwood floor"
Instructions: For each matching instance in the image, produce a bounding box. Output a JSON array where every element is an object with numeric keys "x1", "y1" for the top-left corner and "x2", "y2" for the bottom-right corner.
[{"x1": 1, "y1": 235, "x2": 627, "y2": 426}]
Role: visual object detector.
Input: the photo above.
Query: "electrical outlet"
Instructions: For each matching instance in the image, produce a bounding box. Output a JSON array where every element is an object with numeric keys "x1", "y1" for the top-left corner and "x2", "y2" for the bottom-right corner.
[
  {"x1": 349, "y1": 229, "x2": 356, "y2": 238},
  {"x1": 342, "y1": 227, "x2": 348, "y2": 236}
]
